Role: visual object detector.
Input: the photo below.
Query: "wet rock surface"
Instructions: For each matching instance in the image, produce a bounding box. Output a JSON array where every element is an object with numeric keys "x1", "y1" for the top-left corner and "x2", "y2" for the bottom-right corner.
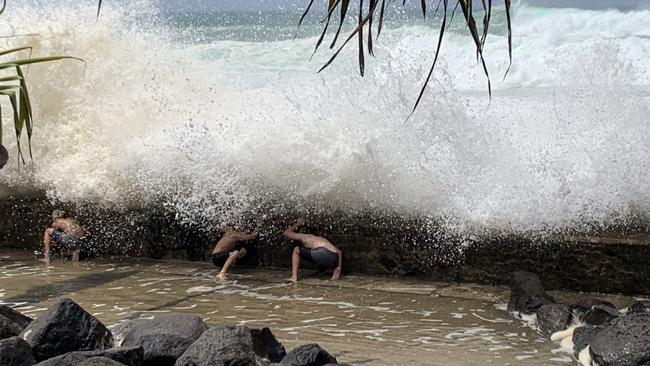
[
  {"x1": 589, "y1": 313, "x2": 650, "y2": 366},
  {"x1": 34, "y1": 346, "x2": 144, "y2": 366},
  {"x1": 536, "y1": 304, "x2": 572, "y2": 336},
  {"x1": 572, "y1": 298, "x2": 616, "y2": 316},
  {"x1": 122, "y1": 313, "x2": 207, "y2": 366},
  {"x1": 280, "y1": 344, "x2": 338, "y2": 366},
  {"x1": 251, "y1": 327, "x2": 286, "y2": 363},
  {"x1": 20, "y1": 298, "x2": 113, "y2": 361},
  {"x1": 175, "y1": 325, "x2": 256, "y2": 366},
  {"x1": 581, "y1": 305, "x2": 620, "y2": 326},
  {"x1": 628, "y1": 301, "x2": 649, "y2": 314},
  {"x1": 507, "y1": 271, "x2": 556, "y2": 314},
  {"x1": 79, "y1": 357, "x2": 127, "y2": 366},
  {"x1": 0, "y1": 336, "x2": 36, "y2": 366},
  {"x1": 0, "y1": 304, "x2": 33, "y2": 329},
  {"x1": 572, "y1": 325, "x2": 605, "y2": 357},
  {"x1": 0, "y1": 313, "x2": 23, "y2": 339}
]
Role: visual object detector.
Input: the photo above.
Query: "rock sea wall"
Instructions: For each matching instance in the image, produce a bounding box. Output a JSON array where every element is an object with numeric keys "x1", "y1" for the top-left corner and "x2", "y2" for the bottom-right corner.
[{"x1": 1, "y1": 192, "x2": 649, "y2": 295}]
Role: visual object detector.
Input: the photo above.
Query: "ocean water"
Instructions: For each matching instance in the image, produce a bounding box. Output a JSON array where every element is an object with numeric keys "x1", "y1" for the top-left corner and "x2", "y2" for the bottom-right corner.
[
  {"x1": 0, "y1": 1, "x2": 649, "y2": 236},
  {"x1": 0, "y1": 250, "x2": 639, "y2": 365}
]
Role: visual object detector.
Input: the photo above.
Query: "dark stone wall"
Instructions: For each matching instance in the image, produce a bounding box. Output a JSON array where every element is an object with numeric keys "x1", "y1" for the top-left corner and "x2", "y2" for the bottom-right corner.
[{"x1": 1, "y1": 192, "x2": 649, "y2": 295}]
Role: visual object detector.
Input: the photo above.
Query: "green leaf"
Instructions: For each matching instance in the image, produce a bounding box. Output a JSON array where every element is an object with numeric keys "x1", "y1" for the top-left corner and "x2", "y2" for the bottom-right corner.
[
  {"x1": 0, "y1": 55, "x2": 85, "y2": 67},
  {"x1": 0, "y1": 46, "x2": 33, "y2": 57}
]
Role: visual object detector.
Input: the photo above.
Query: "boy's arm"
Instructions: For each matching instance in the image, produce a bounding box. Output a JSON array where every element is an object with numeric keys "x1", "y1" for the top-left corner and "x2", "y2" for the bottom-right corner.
[
  {"x1": 237, "y1": 231, "x2": 259, "y2": 241},
  {"x1": 282, "y1": 219, "x2": 302, "y2": 239}
]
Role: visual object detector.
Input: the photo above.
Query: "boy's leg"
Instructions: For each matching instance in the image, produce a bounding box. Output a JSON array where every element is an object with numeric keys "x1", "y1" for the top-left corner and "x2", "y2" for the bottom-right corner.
[
  {"x1": 40, "y1": 228, "x2": 54, "y2": 264},
  {"x1": 71, "y1": 249, "x2": 80, "y2": 262},
  {"x1": 290, "y1": 246, "x2": 301, "y2": 283},
  {"x1": 216, "y1": 248, "x2": 247, "y2": 281}
]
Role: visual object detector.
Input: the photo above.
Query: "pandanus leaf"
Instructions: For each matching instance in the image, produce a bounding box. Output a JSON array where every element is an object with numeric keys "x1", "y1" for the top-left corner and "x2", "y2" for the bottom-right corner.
[
  {"x1": 305, "y1": 0, "x2": 513, "y2": 112},
  {"x1": 0, "y1": 47, "x2": 33, "y2": 57},
  {"x1": 329, "y1": 0, "x2": 350, "y2": 49}
]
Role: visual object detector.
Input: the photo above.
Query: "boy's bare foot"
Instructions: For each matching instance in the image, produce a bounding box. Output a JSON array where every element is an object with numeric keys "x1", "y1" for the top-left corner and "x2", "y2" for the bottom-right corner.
[
  {"x1": 288, "y1": 276, "x2": 298, "y2": 283},
  {"x1": 38, "y1": 257, "x2": 51, "y2": 265},
  {"x1": 216, "y1": 272, "x2": 227, "y2": 281}
]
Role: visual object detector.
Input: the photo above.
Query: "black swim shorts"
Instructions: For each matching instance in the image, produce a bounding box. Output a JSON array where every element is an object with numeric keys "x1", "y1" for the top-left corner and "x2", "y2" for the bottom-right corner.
[
  {"x1": 51, "y1": 230, "x2": 88, "y2": 251},
  {"x1": 211, "y1": 243, "x2": 246, "y2": 267},
  {"x1": 299, "y1": 246, "x2": 338, "y2": 269}
]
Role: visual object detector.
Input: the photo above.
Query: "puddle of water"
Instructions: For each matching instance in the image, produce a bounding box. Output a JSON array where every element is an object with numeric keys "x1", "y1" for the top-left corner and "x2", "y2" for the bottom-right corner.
[{"x1": 0, "y1": 250, "x2": 635, "y2": 365}]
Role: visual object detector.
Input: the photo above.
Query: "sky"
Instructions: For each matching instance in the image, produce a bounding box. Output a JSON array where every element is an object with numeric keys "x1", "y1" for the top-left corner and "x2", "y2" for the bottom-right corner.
[{"x1": 163, "y1": 0, "x2": 650, "y2": 11}]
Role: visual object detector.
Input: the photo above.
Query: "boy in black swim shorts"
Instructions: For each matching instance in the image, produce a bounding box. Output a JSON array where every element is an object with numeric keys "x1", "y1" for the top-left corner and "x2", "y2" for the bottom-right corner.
[
  {"x1": 283, "y1": 218, "x2": 343, "y2": 283},
  {"x1": 211, "y1": 224, "x2": 258, "y2": 281}
]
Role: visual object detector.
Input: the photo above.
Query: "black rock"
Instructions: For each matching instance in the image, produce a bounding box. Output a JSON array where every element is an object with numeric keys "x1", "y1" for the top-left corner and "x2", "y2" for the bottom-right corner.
[
  {"x1": 251, "y1": 327, "x2": 286, "y2": 362},
  {"x1": 33, "y1": 346, "x2": 143, "y2": 366},
  {"x1": 79, "y1": 357, "x2": 126, "y2": 366},
  {"x1": 122, "y1": 313, "x2": 207, "y2": 366},
  {"x1": 0, "y1": 336, "x2": 36, "y2": 366},
  {"x1": 507, "y1": 271, "x2": 556, "y2": 314},
  {"x1": 280, "y1": 344, "x2": 338, "y2": 366},
  {"x1": 581, "y1": 305, "x2": 620, "y2": 326},
  {"x1": 175, "y1": 325, "x2": 256, "y2": 366},
  {"x1": 20, "y1": 298, "x2": 113, "y2": 361},
  {"x1": 0, "y1": 305, "x2": 33, "y2": 329},
  {"x1": 590, "y1": 313, "x2": 650, "y2": 366},
  {"x1": 108, "y1": 321, "x2": 136, "y2": 347},
  {"x1": 0, "y1": 314, "x2": 23, "y2": 339},
  {"x1": 0, "y1": 144, "x2": 8, "y2": 170},
  {"x1": 536, "y1": 303, "x2": 572, "y2": 337},
  {"x1": 572, "y1": 325, "x2": 604, "y2": 357},
  {"x1": 628, "y1": 302, "x2": 649, "y2": 314},
  {"x1": 572, "y1": 298, "x2": 617, "y2": 318}
]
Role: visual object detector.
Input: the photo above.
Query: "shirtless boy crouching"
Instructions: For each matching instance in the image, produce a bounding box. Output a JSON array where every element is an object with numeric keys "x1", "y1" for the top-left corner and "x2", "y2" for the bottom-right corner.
[
  {"x1": 211, "y1": 224, "x2": 258, "y2": 280},
  {"x1": 41, "y1": 209, "x2": 89, "y2": 264},
  {"x1": 283, "y1": 218, "x2": 342, "y2": 283}
]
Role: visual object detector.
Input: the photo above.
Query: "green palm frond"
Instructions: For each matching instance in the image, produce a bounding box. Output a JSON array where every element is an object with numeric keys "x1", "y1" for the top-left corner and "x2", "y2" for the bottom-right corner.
[
  {"x1": 300, "y1": 0, "x2": 514, "y2": 112},
  {"x1": 0, "y1": 1, "x2": 85, "y2": 169}
]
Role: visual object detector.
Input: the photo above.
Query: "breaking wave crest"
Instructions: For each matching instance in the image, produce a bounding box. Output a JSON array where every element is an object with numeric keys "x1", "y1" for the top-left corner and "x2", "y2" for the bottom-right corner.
[{"x1": 1, "y1": 1, "x2": 649, "y2": 236}]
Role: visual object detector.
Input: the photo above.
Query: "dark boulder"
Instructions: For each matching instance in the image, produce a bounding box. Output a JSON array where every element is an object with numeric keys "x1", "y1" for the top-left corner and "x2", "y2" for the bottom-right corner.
[
  {"x1": 536, "y1": 304, "x2": 572, "y2": 337},
  {"x1": 572, "y1": 325, "x2": 604, "y2": 357},
  {"x1": 581, "y1": 305, "x2": 620, "y2": 326},
  {"x1": 507, "y1": 271, "x2": 555, "y2": 314},
  {"x1": 0, "y1": 305, "x2": 33, "y2": 329},
  {"x1": 628, "y1": 302, "x2": 649, "y2": 314},
  {"x1": 108, "y1": 321, "x2": 137, "y2": 347},
  {"x1": 175, "y1": 325, "x2": 256, "y2": 366},
  {"x1": 251, "y1": 327, "x2": 286, "y2": 362},
  {"x1": 20, "y1": 298, "x2": 113, "y2": 361},
  {"x1": 0, "y1": 144, "x2": 8, "y2": 170},
  {"x1": 280, "y1": 344, "x2": 338, "y2": 366},
  {"x1": 571, "y1": 298, "x2": 616, "y2": 318},
  {"x1": 33, "y1": 346, "x2": 143, "y2": 366},
  {"x1": 590, "y1": 313, "x2": 650, "y2": 366},
  {"x1": 0, "y1": 314, "x2": 23, "y2": 339},
  {"x1": 122, "y1": 314, "x2": 206, "y2": 366},
  {"x1": 0, "y1": 336, "x2": 36, "y2": 366},
  {"x1": 79, "y1": 357, "x2": 126, "y2": 366}
]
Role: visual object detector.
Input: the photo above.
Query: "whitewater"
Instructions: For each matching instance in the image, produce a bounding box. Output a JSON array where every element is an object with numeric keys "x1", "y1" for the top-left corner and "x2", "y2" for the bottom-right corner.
[{"x1": 0, "y1": 1, "x2": 649, "y2": 236}]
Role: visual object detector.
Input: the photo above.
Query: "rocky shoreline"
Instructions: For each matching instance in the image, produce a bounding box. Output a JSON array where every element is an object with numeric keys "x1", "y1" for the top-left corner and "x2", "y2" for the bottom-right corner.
[
  {"x1": 508, "y1": 271, "x2": 650, "y2": 366},
  {"x1": 0, "y1": 298, "x2": 343, "y2": 366},
  {"x1": 1, "y1": 192, "x2": 650, "y2": 295}
]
